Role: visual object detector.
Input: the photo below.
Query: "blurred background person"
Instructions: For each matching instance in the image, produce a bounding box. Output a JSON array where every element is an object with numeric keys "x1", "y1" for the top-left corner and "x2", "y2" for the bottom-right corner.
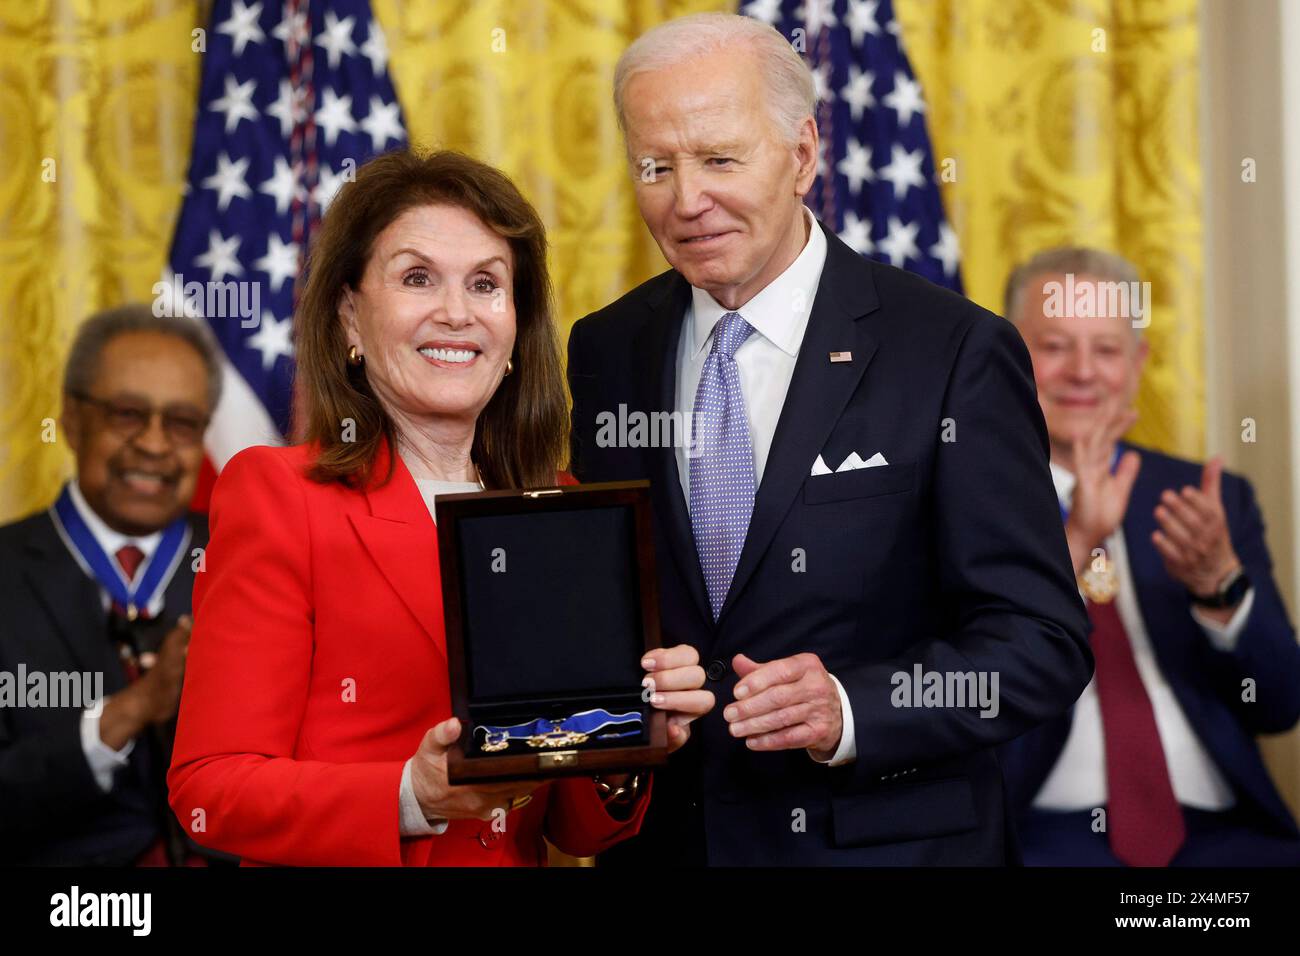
[
  {"x1": 1000, "y1": 247, "x2": 1300, "y2": 866},
  {"x1": 0, "y1": 304, "x2": 224, "y2": 865}
]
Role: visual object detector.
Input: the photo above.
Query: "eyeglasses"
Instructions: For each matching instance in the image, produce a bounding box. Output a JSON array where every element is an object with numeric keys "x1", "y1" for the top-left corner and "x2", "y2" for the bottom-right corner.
[{"x1": 68, "y1": 390, "x2": 210, "y2": 447}]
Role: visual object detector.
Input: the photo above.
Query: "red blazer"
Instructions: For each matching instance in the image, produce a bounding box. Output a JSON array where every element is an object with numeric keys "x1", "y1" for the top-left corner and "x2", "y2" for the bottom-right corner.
[{"x1": 168, "y1": 440, "x2": 648, "y2": 866}]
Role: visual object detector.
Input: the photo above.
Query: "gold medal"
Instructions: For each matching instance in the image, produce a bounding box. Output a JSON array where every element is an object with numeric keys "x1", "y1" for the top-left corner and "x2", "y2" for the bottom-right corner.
[
  {"x1": 527, "y1": 728, "x2": 589, "y2": 748},
  {"x1": 1079, "y1": 551, "x2": 1119, "y2": 604}
]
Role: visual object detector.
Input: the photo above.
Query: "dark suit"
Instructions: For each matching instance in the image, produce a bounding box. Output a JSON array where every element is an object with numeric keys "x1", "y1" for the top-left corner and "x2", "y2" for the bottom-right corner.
[
  {"x1": 568, "y1": 221, "x2": 1093, "y2": 864},
  {"x1": 1001, "y1": 442, "x2": 1300, "y2": 865},
  {"x1": 0, "y1": 503, "x2": 208, "y2": 865}
]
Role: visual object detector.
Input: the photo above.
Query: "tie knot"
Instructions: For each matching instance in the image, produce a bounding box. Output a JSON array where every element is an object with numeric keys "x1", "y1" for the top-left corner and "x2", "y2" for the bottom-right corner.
[
  {"x1": 115, "y1": 544, "x2": 145, "y2": 582},
  {"x1": 709, "y1": 311, "x2": 755, "y2": 360}
]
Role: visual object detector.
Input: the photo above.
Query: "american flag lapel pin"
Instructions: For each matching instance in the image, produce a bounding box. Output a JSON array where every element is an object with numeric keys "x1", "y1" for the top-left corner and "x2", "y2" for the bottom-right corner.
[{"x1": 829, "y1": 351, "x2": 853, "y2": 363}]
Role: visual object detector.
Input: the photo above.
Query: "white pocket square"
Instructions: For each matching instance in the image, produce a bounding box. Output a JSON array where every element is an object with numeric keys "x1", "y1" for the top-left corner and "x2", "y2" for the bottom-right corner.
[
  {"x1": 835, "y1": 451, "x2": 889, "y2": 472},
  {"x1": 813, "y1": 451, "x2": 889, "y2": 476}
]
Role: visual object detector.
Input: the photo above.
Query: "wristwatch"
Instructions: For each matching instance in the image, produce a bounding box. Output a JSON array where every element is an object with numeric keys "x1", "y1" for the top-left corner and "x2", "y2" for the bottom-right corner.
[{"x1": 1190, "y1": 566, "x2": 1251, "y2": 609}]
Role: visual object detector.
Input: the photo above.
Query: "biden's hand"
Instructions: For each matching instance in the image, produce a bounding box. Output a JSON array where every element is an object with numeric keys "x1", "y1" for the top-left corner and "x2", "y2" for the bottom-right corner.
[{"x1": 724, "y1": 652, "x2": 842, "y2": 757}]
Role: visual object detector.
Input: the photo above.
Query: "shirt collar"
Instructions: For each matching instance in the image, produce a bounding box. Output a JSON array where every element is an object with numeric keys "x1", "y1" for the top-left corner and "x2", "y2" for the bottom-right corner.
[
  {"x1": 67, "y1": 478, "x2": 162, "y2": 561},
  {"x1": 1048, "y1": 460, "x2": 1075, "y2": 507},
  {"x1": 688, "y1": 205, "x2": 828, "y2": 359}
]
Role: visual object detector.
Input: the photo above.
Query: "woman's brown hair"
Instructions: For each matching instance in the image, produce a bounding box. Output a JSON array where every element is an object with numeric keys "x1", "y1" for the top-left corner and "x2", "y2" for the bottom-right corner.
[{"x1": 296, "y1": 148, "x2": 567, "y2": 490}]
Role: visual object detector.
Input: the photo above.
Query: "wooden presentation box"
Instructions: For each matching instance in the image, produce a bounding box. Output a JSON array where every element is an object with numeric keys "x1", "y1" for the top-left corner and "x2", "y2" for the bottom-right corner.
[{"x1": 435, "y1": 480, "x2": 668, "y2": 783}]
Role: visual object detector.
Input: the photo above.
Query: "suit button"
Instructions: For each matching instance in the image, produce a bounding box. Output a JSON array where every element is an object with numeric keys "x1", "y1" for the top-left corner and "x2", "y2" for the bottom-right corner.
[{"x1": 706, "y1": 660, "x2": 727, "y2": 682}]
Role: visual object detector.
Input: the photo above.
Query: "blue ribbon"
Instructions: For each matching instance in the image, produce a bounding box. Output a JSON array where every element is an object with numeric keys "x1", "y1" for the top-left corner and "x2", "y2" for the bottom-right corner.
[
  {"x1": 51, "y1": 483, "x2": 189, "y2": 616},
  {"x1": 475, "y1": 708, "x2": 643, "y2": 746}
]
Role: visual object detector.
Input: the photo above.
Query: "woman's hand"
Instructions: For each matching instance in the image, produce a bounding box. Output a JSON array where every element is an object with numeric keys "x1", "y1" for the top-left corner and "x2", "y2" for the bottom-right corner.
[
  {"x1": 643, "y1": 643, "x2": 714, "y2": 753},
  {"x1": 409, "y1": 718, "x2": 541, "y2": 821}
]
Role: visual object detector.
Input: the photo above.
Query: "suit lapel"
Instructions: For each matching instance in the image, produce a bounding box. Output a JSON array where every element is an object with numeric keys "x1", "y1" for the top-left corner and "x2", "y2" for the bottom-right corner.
[
  {"x1": 349, "y1": 439, "x2": 447, "y2": 661},
  {"x1": 718, "y1": 227, "x2": 881, "y2": 620},
  {"x1": 635, "y1": 274, "x2": 714, "y2": 628},
  {"x1": 23, "y1": 512, "x2": 118, "y2": 676}
]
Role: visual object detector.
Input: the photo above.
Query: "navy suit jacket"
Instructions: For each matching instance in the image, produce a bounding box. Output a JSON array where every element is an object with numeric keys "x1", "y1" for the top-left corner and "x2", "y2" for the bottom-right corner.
[
  {"x1": 568, "y1": 222, "x2": 1093, "y2": 865},
  {"x1": 0, "y1": 506, "x2": 208, "y2": 865},
  {"x1": 1001, "y1": 443, "x2": 1300, "y2": 838}
]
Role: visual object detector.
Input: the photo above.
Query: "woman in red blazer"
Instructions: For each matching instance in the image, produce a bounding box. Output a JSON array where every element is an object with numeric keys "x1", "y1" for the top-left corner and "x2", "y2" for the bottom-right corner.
[{"x1": 167, "y1": 150, "x2": 713, "y2": 866}]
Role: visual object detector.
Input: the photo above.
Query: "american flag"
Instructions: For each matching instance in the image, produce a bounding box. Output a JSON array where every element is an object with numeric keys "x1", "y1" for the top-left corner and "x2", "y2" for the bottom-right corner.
[
  {"x1": 742, "y1": 0, "x2": 962, "y2": 293},
  {"x1": 164, "y1": 0, "x2": 407, "y2": 472}
]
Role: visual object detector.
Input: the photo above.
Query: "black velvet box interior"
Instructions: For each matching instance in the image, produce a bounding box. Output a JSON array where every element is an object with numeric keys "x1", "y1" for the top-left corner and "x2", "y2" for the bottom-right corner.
[{"x1": 435, "y1": 480, "x2": 668, "y2": 782}]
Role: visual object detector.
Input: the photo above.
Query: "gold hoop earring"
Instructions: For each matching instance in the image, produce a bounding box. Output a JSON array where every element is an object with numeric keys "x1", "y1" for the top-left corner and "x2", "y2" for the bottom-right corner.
[
  {"x1": 348, "y1": 345, "x2": 363, "y2": 367},
  {"x1": 504, "y1": 358, "x2": 514, "y2": 376}
]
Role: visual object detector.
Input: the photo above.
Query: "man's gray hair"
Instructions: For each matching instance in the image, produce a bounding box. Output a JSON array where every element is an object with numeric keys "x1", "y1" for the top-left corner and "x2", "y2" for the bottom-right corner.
[
  {"x1": 64, "y1": 303, "x2": 224, "y2": 410},
  {"x1": 1004, "y1": 246, "x2": 1144, "y2": 330},
  {"x1": 613, "y1": 12, "x2": 816, "y2": 146}
]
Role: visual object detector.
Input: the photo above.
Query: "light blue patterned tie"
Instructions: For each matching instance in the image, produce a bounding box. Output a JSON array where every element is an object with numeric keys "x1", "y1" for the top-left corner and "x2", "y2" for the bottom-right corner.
[{"x1": 689, "y1": 311, "x2": 756, "y2": 621}]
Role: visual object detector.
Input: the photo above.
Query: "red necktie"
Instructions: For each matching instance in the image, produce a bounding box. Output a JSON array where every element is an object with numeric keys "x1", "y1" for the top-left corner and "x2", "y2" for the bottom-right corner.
[
  {"x1": 1088, "y1": 598, "x2": 1186, "y2": 865},
  {"x1": 111, "y1": 544, "x2": 148, "y2": 681},
  {"x1": 115, "y1": 544, "x2": 145, "y2": 582}
]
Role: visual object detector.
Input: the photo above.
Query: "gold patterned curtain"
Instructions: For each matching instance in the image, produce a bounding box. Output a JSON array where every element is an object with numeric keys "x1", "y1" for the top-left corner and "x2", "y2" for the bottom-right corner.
[
  {"x1": 0, "y1": 0, "x2": 1200, "y2": 524},
  {"x1": 896, "y1": 0, "x2": 1203, "y2": 459}
]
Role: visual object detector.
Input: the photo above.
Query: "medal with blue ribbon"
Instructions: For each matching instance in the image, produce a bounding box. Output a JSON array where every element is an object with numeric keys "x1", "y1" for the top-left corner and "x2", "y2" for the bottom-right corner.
[
  {"x1": 50, "y1": 483, "x2": 190, "y2": 620},
  {"x1": 475, "y1": 708, "x2": 643, "y2": 752}
]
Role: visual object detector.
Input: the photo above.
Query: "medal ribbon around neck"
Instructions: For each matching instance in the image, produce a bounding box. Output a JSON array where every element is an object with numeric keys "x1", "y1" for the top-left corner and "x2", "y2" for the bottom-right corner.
[{"x1": 51, "y1": 484, "x2": 189, "y2": 617}]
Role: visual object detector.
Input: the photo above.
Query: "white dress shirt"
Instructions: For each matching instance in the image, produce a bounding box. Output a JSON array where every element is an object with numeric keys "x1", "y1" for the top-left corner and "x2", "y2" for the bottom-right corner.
[
  {"x1": 670, "y1": 207, "x2": 856, "y2": 767},
  {"x1": 398, "y1": 477, "x2": 480, "y2": 836},
  {"x1": 59, "y1": 480, "x2": 163, "y2": 792},
  {"x1": 1031, "y1": 461, "x2": 1252, "y2": 810}
]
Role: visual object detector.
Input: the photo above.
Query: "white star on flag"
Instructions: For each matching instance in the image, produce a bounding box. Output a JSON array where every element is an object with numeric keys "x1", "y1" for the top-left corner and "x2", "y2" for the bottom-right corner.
[
  {"x1": 194, "y1": 229, "x2": 243, "y2": 282},
  {"x1": 878, "y1": 143, "x2": 926, "y2": 200},
  {"x1": 930, "y1": 222, "x2": 960, "y2": 278},
  {"x1": 360, "y1": 96, "x2": 404, "y2": 151},
  {"x1": 839, "y1": 211, "x2": 874, "y2": 254},
  {"x1": 883, "y1": 70, "x2": 926, "y2": 126},
  {"x1": 209, "y1": 74, "x2": 258, "y2": 134},
  {"x1": 313, "y1": 165, "x2": 348, "y2": 213},
  {"x1": 812, "y1": 61, "x2": 836, "y2": 104},
  {"x1": 841, "y1": 65, "x2": 875, "y2": 122},
  {"x1": 836, "y1": 139, "x2": 874, "y2": 195},
  {"x1": 741, "y1": 0, "x2": 781, "y2": 24},
  {"x1": 266, "y1": 79, "x2": 305, "y2": 139},
  {"x1": 314, "y1": 88, "x2": 358, "y2": 147},
  {"x1": 360, "y1": 21, "x2": 390, "y2": 77},
  {"x1": 216, "y1": 0, "x2": 264, "y2": 55},
  {"x1": 247, "y1": 311, "x2": 294, "y2": 371},
  {"x1": 877, "y1": 215, "x2": 920, "y2": 267},
  {"x1": 201, "y1": 151, "x2": 252, "y2": 211},
  {"x1": 272, "y1": 7, "x2": 308, "y2": 49},
  {"x1": 258, "y1": 156, "x2": 303, "y2": 216},
  {"x1": 253, "y1": 233, "x2": 300, "y2": 294},
  {"x1": 797, "y1": 0, "x2": 838, "y2": 36},
  {"x1": 846, "y1": 0, "x2": 882, "y2": 45},
  {"x1": 316, "y1": 11, "x2": 357, "y2": 70}
]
